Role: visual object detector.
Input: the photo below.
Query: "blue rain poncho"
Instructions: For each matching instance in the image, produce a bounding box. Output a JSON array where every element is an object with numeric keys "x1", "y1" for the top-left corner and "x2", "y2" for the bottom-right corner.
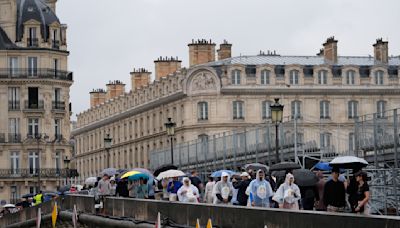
[{"x1": 248, "y1": 170, "x2": 274, "y2": 207}]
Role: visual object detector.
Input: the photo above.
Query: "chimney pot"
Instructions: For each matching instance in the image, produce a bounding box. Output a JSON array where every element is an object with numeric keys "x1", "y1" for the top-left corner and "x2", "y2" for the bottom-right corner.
[
  {"x1": 373, "y1": 38, "x2": 389, "y2": 64},
  {"x1": 322, "y1": 36, "x2": 338, "y2": 63}
]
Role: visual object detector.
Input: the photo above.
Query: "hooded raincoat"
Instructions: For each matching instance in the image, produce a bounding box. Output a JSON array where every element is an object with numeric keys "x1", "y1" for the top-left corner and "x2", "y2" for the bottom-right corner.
[
  {"x1": 273, "y1": 173, "x2": 301, "y2": 210},
  {"x1": 213, "y1": 172, "x2": 233, "y2": 204},
  {"x1": 177, "y1": 177, "x2": 200, "y2": 203},
  {"x1": 249, "y1": 170, "x2": 274, "y2": 207}
]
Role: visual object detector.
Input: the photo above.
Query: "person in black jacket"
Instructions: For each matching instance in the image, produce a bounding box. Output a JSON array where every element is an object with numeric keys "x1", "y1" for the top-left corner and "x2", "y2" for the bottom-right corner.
[
  {"x1": 116, "y1": 178, "x2": 129, "y2": 197},
  {"x1": 233, "y1": 172, "x2": 252, "y2": 206},
  {"x1": 323, "y1": 168, "x2": 346, "y2": 212}
]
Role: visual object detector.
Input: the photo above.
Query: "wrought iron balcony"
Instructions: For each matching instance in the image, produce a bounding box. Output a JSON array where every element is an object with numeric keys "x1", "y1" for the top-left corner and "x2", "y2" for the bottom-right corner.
[
  {"x1": 27, "y1": 38, "x2": 39, "y2": 47},
  {"x1": 52, "y1": 40, "x2": 60, "y2": 49},
  {"x1": 52, "y1": 101, "x2": 65, "y2": 110},
  {"x1": 8, "y1": 133, "x2": 21, "y2": 143},
  {"x1": 24, "y1": 100, "x2": 44, "y2": 110},
  {"x1": 26, "y1": 133, "x2": 43, "y2": 139},
  {"x1": 8, "y1": 101, "x2": 20, "y2": 111},
  {"x1": 0, "y1": 168, "x2": 79, "y2": 178},
  {"x1": 54, "y1": 134, "x2": 63, "y2": 141},
  {"x1": 0, "y1": 68, "x2": 73, "y2": 81}
]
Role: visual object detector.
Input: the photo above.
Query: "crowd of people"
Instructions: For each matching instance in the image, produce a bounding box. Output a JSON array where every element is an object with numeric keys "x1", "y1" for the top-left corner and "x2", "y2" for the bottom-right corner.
[{"x1": 84, "y1": 167, "x2": 370, "y2": 215}]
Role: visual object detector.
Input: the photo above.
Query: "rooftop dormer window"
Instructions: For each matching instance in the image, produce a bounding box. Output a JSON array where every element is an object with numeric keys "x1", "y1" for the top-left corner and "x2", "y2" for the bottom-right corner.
[
  {"x1": 318, "y1": 70, "x2": 328, "y2": 85},
  {"x1": 52, "y1": 29, "x2": 60, "y2": 49},
  {"x1": 231, "y1": 70, "x2": 241, "y2": 85},
  {"x1": 27, "y1": 27, "x2": 38, "y2": 47},
  {"x1": 289, "y1": 70, "x2": 299, "y2": 85}
]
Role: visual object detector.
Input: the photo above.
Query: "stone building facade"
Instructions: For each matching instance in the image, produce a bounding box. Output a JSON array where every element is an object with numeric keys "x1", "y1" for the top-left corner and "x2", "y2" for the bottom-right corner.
[
  {"x1": 0, "y1": 0, "x2": 73, "y2": 202},
  {"x1": 72, "y1": 37, "x2": 400, "y2": 180}
]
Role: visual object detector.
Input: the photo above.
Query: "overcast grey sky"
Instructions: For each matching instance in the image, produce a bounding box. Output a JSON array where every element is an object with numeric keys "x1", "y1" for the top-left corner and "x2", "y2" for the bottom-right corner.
[{"x1": 56, "y1": 0, "x2": 400, "y2": 119}]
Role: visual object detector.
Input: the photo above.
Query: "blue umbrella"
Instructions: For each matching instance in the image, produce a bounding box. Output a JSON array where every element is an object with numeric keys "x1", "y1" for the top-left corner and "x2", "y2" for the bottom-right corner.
[
  {"x1": 211, "y1": 170, "x2": 236, "y2": 178},
  {"x1": 314, "y1": 162, "x2": 332, "y2": 171},
  {"x1": 128, "y1": 172, "x2": 149, "y2": 181}
]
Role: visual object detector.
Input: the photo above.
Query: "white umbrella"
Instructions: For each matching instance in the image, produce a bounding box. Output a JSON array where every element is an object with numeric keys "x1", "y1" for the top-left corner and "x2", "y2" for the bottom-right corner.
[
  {"x1": 329, "y1": 156, "x2": 368, "y2": 169},
  {"x1": 157, "y1": 169, "x2": 186, "y2": 180},
  {"x1": 3, "y1": 204, "x2": 15, "y2": 208},
  {"x1": 85, "y1": 177, "x2": 97, "y2": 185}
]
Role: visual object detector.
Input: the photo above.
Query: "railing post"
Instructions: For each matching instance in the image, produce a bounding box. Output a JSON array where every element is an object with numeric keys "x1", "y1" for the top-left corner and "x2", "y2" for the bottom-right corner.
[
  {"x1": 213, "y1": 135, "x2": 217, "y2": 170},
  {"x1": 393, "y1": 109, "x2": 399, "y2": 168},
  {"x1": 233, "y1": 131, "x2": 237, "y2": 170},
  {"x1": 223, "y1": 132, "x2": 227, "y2": 170},
  {"x1": 354, "y1": 116, "x2": 360, "y2": 157},
  {"x1": 373, "y1": 113, "x2": 379, "y2": 168},
  {"x1": 244, "y1": 128, "x2": 248, "y2": 165},
  {"x1": 267, "y1": 124, "x2": 271, "y2": 166},
  {"x1": 255, "y1": 128, "x2": 259, "y2": 163}
]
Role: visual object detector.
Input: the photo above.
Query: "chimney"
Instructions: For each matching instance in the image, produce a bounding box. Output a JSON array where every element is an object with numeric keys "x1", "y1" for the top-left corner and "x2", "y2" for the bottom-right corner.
[
  {"x1": 106, "y1": 80, "x2": 126, "y2": 100},
  {"x1": 217, "y1": 40, "x2": 232, "y2": 60},
  {"x1": 45, "y1": 0, "x2": 57, "y2": 12},
  {"x1": 130, "y1": 68, "x2": 151, "y2": 91},
  {"x1": 188, "y1": 39, "x2": 216, "y2": 67},
  {"x1": 373, "y1": 38, "x2": 389, "y2": 64},
  {"x1": 89, "y1": 89, "x2": 106, "y2": 108},
  {"x1": 154, "y1": 56, "x2": 182, "y2": 81},
  {"x1": 322, "y1": 36, "x2": 338, "y2": 63}
]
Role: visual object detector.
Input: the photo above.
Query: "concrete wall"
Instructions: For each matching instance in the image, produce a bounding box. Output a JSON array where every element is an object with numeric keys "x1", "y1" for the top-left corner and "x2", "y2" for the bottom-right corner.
[{"x1": 2, "y1": 196, "x2": 400, "y2": 228}]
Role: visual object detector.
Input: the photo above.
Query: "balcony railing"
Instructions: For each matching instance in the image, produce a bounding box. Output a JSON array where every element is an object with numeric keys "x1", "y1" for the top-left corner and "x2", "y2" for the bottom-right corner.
[
  {"x1": 8, "y1": 133, "x2": 21, "y2": 143},
  {"x1": 26, "y1": 133, "x2": 43, "y2": 139},
  {"x1": 52, "y1": 40, "x2": 60, "y2": 49},
  {"x1": 24, "y1": 100, "x2": 44, "y2": 110},
  {"x1": 52, "y1": 101, "x2": 65, "y2": 110},
  {"x1": 55, "y1": 134, "x2": 63, "y2": 141},
  {"x1": 0, "y1": 168, "x2": 79, "y2": 178},
  {"x1": 8, "y1": 101, "x2": 20, "y2": 110},
  {"x1": 27, "y1": 38, "x2": 39, "y2": 47},
  {"x1": 0, "y1": 68, "x2": 73, "y2": 81}
]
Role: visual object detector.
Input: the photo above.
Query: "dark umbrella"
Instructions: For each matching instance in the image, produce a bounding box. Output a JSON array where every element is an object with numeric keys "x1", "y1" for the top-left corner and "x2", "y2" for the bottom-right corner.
[
  {"x1": 154, "y1": 164, "x2": 178, "y2": 177},
  {"x1": 244, "y1": 163, "x2": 269, "y2": 173},
  {"x1": 270, "y1": 162, "x2": 301, "y2": 171},
  {"x1": 59, "y1": 185, "x2": 71, "y2": 193},
  {"x1": 21, "y1": 193, "x2": 35, "y2": 198},
  {"x1": 272, "y1": 169, "x2": 318, "y2": 187}
]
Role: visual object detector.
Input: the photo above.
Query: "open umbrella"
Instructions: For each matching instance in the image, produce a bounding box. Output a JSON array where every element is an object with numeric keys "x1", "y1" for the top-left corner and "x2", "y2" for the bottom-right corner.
[
  {"x1": 210, "y1": 170, "x2": 236, "y2": 178},
  {"x1": 21, "y1": 193, "x2": 35, "y2": 198},
  {"x1": 154, "y1": 164, "x2": 178, "y2": 177},
  {"x1": 100, "y1": 168, "x2": 117, "y2": 177},
  {"x1": 314, "y1": 162, "x2": 332, "y2": 171},
  {"x1": 121, "y1": 171, "x2": 141, "y2": 179},
  {"x1": 157, "y1": 170, "x2": 186, "y2": 180},
  {"x1": 329, "y1": 156, "x2": 368, "y2": 169},
  {"x1": 85, "y1": 177, "x2": 98, "y2": 185},
  {"x1": 271, "y1": 169, "x2": 318, "y2": 187},
  {"x1": 244, "y1": 163, "x2": 269, "y2": 173},
  {"x1": 270, "y1": 162, "x2": 301, "y2": 171},
  {"x1": 3, "y1": 204, "x2": 15, "y2": 208},
  {"x1": 59, "y1": 185, "x2": 71, "y2": 193},
  {"x1": 128, "y1": 172, "x2": 150, "y2": 181}
]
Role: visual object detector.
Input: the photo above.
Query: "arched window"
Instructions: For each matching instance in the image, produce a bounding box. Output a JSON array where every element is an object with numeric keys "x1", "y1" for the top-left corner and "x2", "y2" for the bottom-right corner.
[
  {"x1": 348, "y1": 100, "x2": 358, "y2": 119},
  {"x1": 197, "y1": 102, "x2": 208, "y2": 120},
  {"x1": 320, "y1": 100, "x2": 330, "y2": 119},
  {"x1": 291, "y1": 100, "x2": 301, "y2": 119},
  {"x1": 289, "y1": 70, "x2": 299, "y2": 85},
  {"x1": 318, "y1": 70, "x2": 328, "y2": 84},
  {"x1": 261, "y1": 70, "x2": 270, "y2": 85},
  {"x1": 233, "y1": 101, "x2": 244, "y2": 119},
  {"x1": 231, "y1": 70, "x2": 241, "y2": 85},
  {"x1": 346, "y1": 70, "x2": 355, "y2": 85},
  {"x1": 375, "y1": 70, "x2": 384, "y2": 85},
  {"x1": 262, "y1": 101, "x2": 271, "y2": 119},
  {"x1": 377, "y1": 100, "x2": 386, "y2": 118}
]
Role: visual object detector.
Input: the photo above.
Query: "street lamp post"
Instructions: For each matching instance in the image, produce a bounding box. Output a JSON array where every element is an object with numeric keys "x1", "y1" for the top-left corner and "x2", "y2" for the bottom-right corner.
[
  {"x1": 270, "y1": 98, "x2": 284, "y2": 164},
  {"x1": 63, "y1": 157, "x2": 70, "y2": 186},
  {"x1": 104, "y1": 134, "x2": 112, "y2": 168},
  {"x1": 164, "y1": 118, "x2": 176, "y2": 165}
]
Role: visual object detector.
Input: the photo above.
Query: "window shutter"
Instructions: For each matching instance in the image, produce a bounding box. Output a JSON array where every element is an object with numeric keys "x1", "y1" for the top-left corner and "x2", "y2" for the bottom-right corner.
[
  {"x1": 233, "y1": 101, "x2": 237, "y2": 119},
  {"x1": 239, "y1": 102, "x2": 243, "y2": 118},
  {"x1": 326, "y1": 102, "x2": 329, "y2": 118},
  {"x1": 205, "y1": 102, "x2": 208, "y2": 119},
  {"x1": 237, "y1": 71, "x2": 241, "y2": 84},
  {"x1": 231, "y1": 71, "x2": 235, "y2": 84}
]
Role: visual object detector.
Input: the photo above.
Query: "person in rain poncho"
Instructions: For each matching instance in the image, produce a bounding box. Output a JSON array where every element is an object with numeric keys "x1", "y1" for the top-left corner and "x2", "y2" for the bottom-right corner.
[
  {"x1": 177, "y1": 177, "x2": 200, "y2": 203},
  {"x1": 110, "y1": 177, "x2": 117, "y2": 196},
  {"x1": 273, "y1": 173, "x2": 301, "y2": 210},
  {"x1": 213, "y1": 172, "x2": 233, "y2": 204},
  {"x1": 204, "y1": 176, "x2": 215, "y2": 204},
  {"x1": 248, "y1": 170, "x2": 274, "y2": 208}
]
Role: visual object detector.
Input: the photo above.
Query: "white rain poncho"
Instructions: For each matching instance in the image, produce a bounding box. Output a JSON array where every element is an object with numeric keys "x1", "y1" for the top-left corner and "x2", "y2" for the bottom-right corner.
[
  {"x1": 213, "y1": 172, "x2": 233, "y2": 204},
  {"x1": 177, "y1": 177, "x2": 200, "y2": 203},
  {"x1": 273, "y1": 173, "x2": 301, "y2": 210}
]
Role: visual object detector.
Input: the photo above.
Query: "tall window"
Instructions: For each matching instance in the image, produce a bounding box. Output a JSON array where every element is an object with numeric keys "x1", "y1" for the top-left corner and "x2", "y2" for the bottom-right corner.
[
  {"x1": 9, "y1": 57, "x2": 18, "y2": 76},
  {"x1": 8, "y1": 118, "x2": 20, "y2": 142},
  {"x1": 28, "y1": 151, "x2": 39, "y2": 174},
  {"x1": 10, "y1": 151, "x2": 20, "y2": 175},
  {"x1": 54, "y1": 119, "x2": 61, "y2": 139},
  {"x1": 261, "y1": 70, "x2": 270, "y2": 85},
  {"x1": 348, "y1": 100, "x2": 358, "y2": 119},
  {"x1": 375, "y1": 70, "x2": 384, "y2": 85},
  {"x1": 377, "y1": 100, "x2": 386, "y2": 118},
  {"x1": 53, "y1": 59, "x2": 59, "y2": 77},
  {"x1": 231, "y1": 70, "x2": 241, "y2": 85},
  {"x1": 289, "y1": 70, "x2": 299, "y2": 85},
  {"x1": 28, "y1": 118, "x2": 39, "y2": 137},
  {"x1": 346, "y1": 70, "x2": 355, "y2": 85},
  {"x1": 349, "y1": 133, "x2": 355, "y2": 152},
  {"x1": 318, "y1": 70, "x2": 328, "y2": 84},
  {"x1": 29, "y1": 27, "x2": 37, "y2": 39},
  {"x1": 233, "y1": 101, "x2": 244, "y2": 119},
  {"x1": 28, "y1": 57, "x2": 37, "y2": 76},
  {"x1": 262, "y1": 101, "x2": 271, "y2": 119},
  {"x1": 320, "y1": 100, "x2": 330, "y2": 119},
  {"x1": 197, "y1": 102, "x2": 208, "y2": 120},
  {"x1": 55, "y1": 151, "x2": 61, "y2": 172},
  {"x1": 291, "y1": 100, "x2": 301, "y2": 119},
  {"x1": 28, "y1": 27, "x2": 37, "y2": 47},
  {"x1": 320, "y1": 132, "x2": 331, "y2": 148},
  {"x1": 53, "y1": 88, "x2": 62, "y2": 109},
  {"x1": 8, "y1": 87, "x2": 20, "y2": 110}
]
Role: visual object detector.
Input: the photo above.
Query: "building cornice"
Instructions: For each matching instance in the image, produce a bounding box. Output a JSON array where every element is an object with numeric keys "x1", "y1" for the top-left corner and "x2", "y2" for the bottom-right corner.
[
  {"x1": 221, "y1": 86, "x2": 400, "y2": 95},
  {"x1": 0, "y1": 78, "x2": 73, "y2": 86},
  {"x1": 72, "y1": 91, "x2": 186, "y2": 136}
]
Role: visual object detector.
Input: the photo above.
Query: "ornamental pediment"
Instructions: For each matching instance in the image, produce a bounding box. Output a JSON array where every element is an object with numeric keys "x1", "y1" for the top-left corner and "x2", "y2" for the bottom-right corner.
[{"x1": 184, "y1": 67, "x2": 221, "y2": 96}]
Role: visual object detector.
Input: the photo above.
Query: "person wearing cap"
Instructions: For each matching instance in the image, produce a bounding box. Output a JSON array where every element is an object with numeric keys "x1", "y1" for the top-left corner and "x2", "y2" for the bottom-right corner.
[
  {"x1": 355, "y1": 171, "x2": 370, "y2": 214},
  {"x1": 347, "y1": 168, "x2": 362, "y2": 213},
  {"x1": 323, "y1": 167, "x2": 346, "y2": 212},
  {"x1": 248, "y1": 170, "x2": 274, "y2": 208},
  {"x1": 233, "y1": 172, "x2": 252, "y2": 206},
  {"x1": 177, "y1": 177, "x2": 199, "y2": 203},
  {"x1": 213, "y1": 172, "x2": 233, "y2": 204}
]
